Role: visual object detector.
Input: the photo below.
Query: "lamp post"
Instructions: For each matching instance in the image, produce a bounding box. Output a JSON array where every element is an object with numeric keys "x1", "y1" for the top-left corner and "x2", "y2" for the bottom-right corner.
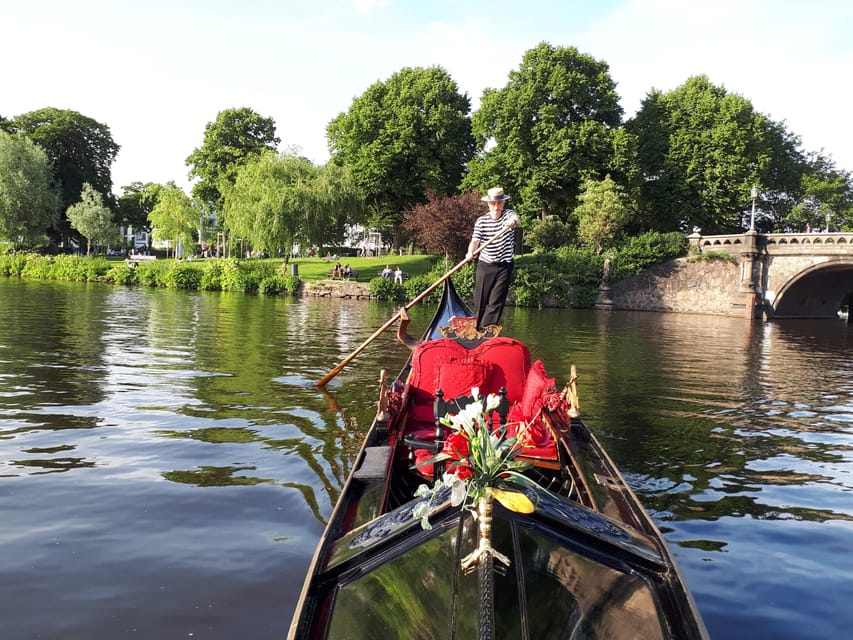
[
  {"x1": 749, "y1": 186, "x2": 758, "y2": 231},
  {"x1": 825, "y1": 209, "x2": 831, "y2": 233}
]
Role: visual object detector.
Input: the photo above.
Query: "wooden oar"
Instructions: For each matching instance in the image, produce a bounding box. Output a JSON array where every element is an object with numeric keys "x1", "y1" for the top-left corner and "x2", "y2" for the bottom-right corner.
[{"x1": 316, "y1": 224, "x2": 514, "y2": 386}]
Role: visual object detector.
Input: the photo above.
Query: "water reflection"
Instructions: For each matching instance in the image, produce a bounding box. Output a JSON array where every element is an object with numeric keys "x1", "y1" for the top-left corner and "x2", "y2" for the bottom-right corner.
[{"x1": 0, "y1": 278, "x2": 851, "y2": 639}]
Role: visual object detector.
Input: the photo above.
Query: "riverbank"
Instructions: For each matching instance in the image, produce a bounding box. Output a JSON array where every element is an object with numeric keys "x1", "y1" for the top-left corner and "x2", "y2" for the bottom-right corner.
[{"x1": 0, "y1": 249, "x2": 749, "y2": 316}]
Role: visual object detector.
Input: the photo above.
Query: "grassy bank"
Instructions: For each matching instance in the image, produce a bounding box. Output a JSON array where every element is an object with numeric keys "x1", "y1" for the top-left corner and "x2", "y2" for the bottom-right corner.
[{"x1": 0, "y1": 231, "x2": 689, "y2": 307}]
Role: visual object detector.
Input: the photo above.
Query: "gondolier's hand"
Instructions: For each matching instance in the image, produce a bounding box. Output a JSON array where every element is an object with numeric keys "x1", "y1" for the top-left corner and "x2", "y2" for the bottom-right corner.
[{"x1": 504, "y1": 212, "x2": 520, "y2": 228}]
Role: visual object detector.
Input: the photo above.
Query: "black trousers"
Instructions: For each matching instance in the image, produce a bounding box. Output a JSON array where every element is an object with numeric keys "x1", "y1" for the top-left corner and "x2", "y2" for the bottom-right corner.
[{"x1": 474, "y1": 260, "x2": 513, "y2": 330}]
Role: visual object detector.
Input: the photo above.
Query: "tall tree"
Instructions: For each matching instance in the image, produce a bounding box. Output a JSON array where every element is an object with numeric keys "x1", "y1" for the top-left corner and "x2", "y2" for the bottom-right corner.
[
  {"x1": 10, "y1": 108, "x2": 120, "y2": 242},
  {"x1": 148, "y1": 185, "x2": 198, "y2": 258},
  {"x1": 785, "y1": 152, "x2": 853, "y2": 232},
  {"x1": 116, "y1": 182, "x2": 162, "y2": 234},
  {"x1": 574, "y1": 175, "x2": 631, "y2": 253},
  {"x1": 464, "y1": 42, "x2": 626, "y2": 223},
  {"x1": 186, "y1": 107, "x2": 279, "y2": 212},
  {"x1": 627, "y1": 75, "x2": 807, "y2": 233},
  {"x1": 327, "y1": 66, "x2": 474, "y2": 247},
  {"x1": 67, "y1": 183, "x2": 116, "y2": 255},
  {"x1": 0, "y1": 131, "x2": 60, "y2": 246},
  {"x1": 223, "y1": 152, "x2": 362, "y2": 254},
  {"x1": 403, "y1": 190, "x2": 483, "y2": 260}
]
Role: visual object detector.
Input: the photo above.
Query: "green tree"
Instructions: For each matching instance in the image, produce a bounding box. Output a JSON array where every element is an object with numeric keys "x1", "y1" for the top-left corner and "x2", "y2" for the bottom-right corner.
[
  {"x1": 525, "y1": 216, "x2": 573, "y2": 253},
  {"x1": 574, "y1": 175, "x2": 631, "y2": 253},
  {"x1": 149, "y1": 185, "x2": 198, "y2": 257},
  {"x1": 186, "y1": 107, "x2": 279, "y2": 212},
  {"x1": 627, "y1": 75, "x2": 805, "y2": 233},
  {"x1": 464, "y1": 42, "x2": 626, "y2": 222},
  {"x1": 786, "y1": 152, "x2": 853, "y2": 232},
  {"x1": 223, "y1": 152, "x2": 362, "y2": 255},
  {"x1": 116, "y1": 182, "x2": 161, "y2": 234},
  {"x1": 67, "y1": 183, "x2": 116, "y2": 255},
  {"x1": 327, "y1": 66, "x2": 474, "y2": 247},
  {"x1": 0, "y1": 131, "x2": 61, "y2": 246},
  {"x1": 10, "y1": 108, "x2": 120, "y2": 242}
]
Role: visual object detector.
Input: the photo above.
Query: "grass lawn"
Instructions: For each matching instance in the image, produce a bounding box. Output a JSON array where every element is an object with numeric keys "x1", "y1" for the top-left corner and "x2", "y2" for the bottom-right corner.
[
  {"x1": 91, "y1": 252, "x2": 444, "y2": 283},
  {"x1": 289, "y1": 254, "x2": 440, "y2": 281}
]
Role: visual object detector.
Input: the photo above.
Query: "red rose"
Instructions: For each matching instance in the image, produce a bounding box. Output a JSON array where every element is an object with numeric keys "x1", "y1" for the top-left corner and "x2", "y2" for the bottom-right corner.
[
  {"x1": 451, "y1": 462, "x2": 473, "y2": 481},
  {"x1": 413, "y1": 448, "x2": 434, "y2": 476},
  {"x1": 442, "y1": 432, "x2": 470, "y2": 460}
]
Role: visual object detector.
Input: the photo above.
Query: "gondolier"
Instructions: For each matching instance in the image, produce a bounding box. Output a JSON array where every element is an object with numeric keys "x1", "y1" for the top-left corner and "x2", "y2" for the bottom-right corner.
[{"x1": 467, "y1": 187, "x2": 519, "y2": 331}]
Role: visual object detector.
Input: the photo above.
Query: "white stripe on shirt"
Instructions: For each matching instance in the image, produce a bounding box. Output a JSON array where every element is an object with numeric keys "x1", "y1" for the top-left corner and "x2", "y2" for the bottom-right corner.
[{"x1": 472, "y1": 209, "x2": 515, "y2": 263}]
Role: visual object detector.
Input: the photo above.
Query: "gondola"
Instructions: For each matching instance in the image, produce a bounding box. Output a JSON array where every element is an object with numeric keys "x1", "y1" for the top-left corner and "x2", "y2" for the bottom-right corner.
[{"x1": 290, "y1": 279, "x2": 708, "y2": 639}]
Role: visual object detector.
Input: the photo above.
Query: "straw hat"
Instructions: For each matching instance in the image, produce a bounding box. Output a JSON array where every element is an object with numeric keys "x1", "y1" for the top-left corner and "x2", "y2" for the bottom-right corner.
[{"x1": 481, "y1": 187, "x2": 510, "y2": 202}]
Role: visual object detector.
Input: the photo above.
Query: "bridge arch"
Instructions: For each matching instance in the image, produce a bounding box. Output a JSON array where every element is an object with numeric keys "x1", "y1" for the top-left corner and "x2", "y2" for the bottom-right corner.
[{"x1": 767, "y1": 259, "x2": 853, "y2": 319}]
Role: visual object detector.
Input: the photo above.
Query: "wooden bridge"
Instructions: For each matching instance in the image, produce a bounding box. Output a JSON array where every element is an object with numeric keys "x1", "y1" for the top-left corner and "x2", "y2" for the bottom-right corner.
[{"x1": 690, "y1": 231, "x2": 853, "y2": 319}]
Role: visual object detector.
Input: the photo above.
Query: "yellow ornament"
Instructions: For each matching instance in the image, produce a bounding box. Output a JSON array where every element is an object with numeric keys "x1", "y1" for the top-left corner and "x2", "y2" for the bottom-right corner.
[{"x1": 487, "y1": 487, "x2": 534, "y2": 514}]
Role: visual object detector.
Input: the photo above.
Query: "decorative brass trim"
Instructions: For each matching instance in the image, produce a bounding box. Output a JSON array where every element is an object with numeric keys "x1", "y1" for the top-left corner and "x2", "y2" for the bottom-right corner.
[{"x1": 437, "y1": 317, "x2": 502, "y2": 340}]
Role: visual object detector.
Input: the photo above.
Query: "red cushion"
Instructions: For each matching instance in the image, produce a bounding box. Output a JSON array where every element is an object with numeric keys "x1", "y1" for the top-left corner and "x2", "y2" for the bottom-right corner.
[
  {"x1": 407, "y1": 339, "x2": 471, "y2": 406},
  {"x1": 436, "y1": 359, "x2": 490, "y2": 400},
  {"x1": 521, "y1": 359, "x2": 556, "y2": 418},
  {"x1": 470, "y1": 337, "x2": 531, "y2": 403}
]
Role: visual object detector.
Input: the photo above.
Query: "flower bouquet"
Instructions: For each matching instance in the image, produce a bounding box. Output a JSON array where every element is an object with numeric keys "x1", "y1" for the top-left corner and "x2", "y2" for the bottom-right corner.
[{"x1": 412, "y1": 389, "x2": 539, "y2": 530}]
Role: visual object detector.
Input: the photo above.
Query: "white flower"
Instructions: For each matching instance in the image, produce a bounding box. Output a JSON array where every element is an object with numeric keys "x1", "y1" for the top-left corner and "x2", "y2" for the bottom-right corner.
[{"x1": 484, "y1": 392, "x2": 500, "y2": 413}]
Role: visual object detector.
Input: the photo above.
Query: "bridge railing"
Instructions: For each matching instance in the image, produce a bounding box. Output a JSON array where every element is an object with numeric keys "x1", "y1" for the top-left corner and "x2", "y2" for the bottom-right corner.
[{"x1": 690, "y1": 231, "x2": 853, "y2": 256}]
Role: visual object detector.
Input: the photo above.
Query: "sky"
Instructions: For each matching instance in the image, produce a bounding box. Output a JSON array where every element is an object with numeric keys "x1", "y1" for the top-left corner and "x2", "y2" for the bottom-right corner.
[{"x1": 5, "y1": 0, "x2": 853, "y2": 198}]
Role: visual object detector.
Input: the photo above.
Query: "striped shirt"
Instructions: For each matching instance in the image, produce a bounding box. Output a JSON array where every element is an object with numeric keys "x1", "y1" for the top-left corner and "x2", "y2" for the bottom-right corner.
[{"x1": 472, "y1": 208, "x2": 516, "y2": 263}]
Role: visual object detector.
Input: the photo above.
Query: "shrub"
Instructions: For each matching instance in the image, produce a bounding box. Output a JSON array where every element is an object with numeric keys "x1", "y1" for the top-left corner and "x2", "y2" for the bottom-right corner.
[
  {"x1": 368, "y1": 276, "x2": 405, "y2": 301},
  {"x1": 239, "y1": 260, "x2": 277, "y2": 293},
  {"x1": 511, "y1": 256, "x2": 573, "y2": 308},
  {"x1": 0, "y1": 253, "x2": 28, "y2": 277},
  {"x1": 200, "y1": 260, "x2": 224, "y2": 291},
  {"x1": 611, "y1": 231, "x2": 687, "y2": 280},
  {"x1": 219, "y1": 258, "x2": 248, "y2": 292},
  {"x1": 525, "y1": 217, "x2": 574, "y2": 253},
  {"x1": 164, "y1": 262, "x2": 203, "y2": 289},
  {"x1": 551, "y1": 246, "x2": 606, "y2": 286},
  {"x1": 258, "y1": 274, "x2": 300, "y2": 295},
  {"x1": 135, "y1": 261, "x2": 169, "y2": 287},
  {"x1": 402, "y1": 273, "x2": 434, "y2": 302},
  {"x1": 105, "y1": 262, "x2": 139, "y2": 286}
]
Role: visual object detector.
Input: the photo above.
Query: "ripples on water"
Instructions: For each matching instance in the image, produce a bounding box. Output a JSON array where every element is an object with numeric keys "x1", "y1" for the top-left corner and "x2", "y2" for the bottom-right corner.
[{"x1": 0, "y1": 280, "x2": 851, "y2": 639}]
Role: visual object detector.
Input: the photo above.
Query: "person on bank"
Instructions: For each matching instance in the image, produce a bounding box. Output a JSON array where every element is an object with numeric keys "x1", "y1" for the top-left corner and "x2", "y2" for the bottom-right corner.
[{"x1": 466, "y1": 187, "x2": 520, "y2": 331}]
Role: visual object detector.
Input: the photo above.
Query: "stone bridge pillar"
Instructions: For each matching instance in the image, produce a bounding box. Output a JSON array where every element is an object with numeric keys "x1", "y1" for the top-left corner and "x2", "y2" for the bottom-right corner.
[{"x1": 739, "y1": 230, "x2": 763, "y2": 320}]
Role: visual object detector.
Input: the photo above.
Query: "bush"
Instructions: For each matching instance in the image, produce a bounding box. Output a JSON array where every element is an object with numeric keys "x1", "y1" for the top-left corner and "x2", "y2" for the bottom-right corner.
[
  {"x1": 164, "y1": 262, "x2": 203, "y2": 289},
  {"x1": 135, "y1": 261, "x2": 169, "y2": 287},
  {"x1": 525, "y1": 217, "x2": 574, "y2": 253},
  {"x1": 402, "y1": 273, "x2": 434, "y2": 302},
  {"x1": 258, "y1": 274, "x2": 300, "y2": 295},
  {"x1": 105, "y1": 262, "x2": 139, "y2": 286},
  {"x1": 15, "y1": 254, "x2": 111, "y2": 282},
  {"x1": 611, "y1": 231, "x2": 688, "y2": 280},
  {"x1": 368, "y1": 276, "x2": 405, "y2": 301},
  {"x1": 0, "y1": 253, "x2": 28, "y2": 277},
  {"x1": 200, "y1": 260, "x2": 224, "y2": 291},
  {"x1": 512, "y1": 256, "x2": 573, "y2": 308},
  {"x1": 219, "y1": 258, "x2": 249, "y2": 292},
  {"x1": 239, "y1": 260, "x2": 277, "y2": 293},
  {"x1": 551, "y1": 246, "x2": 606, "y2": 286}
]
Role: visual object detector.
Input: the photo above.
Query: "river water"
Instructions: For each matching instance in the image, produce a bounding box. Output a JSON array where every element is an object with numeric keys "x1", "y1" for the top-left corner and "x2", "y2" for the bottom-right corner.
[{"x1": 0, "y1": 278, "x2": 850, "y2": 639}]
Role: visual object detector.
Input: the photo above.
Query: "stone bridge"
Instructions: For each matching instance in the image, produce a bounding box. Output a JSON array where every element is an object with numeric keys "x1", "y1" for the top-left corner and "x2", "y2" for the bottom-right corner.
[{"x1": 690, "y1": 231, "x2": 853, "y2": 319}]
